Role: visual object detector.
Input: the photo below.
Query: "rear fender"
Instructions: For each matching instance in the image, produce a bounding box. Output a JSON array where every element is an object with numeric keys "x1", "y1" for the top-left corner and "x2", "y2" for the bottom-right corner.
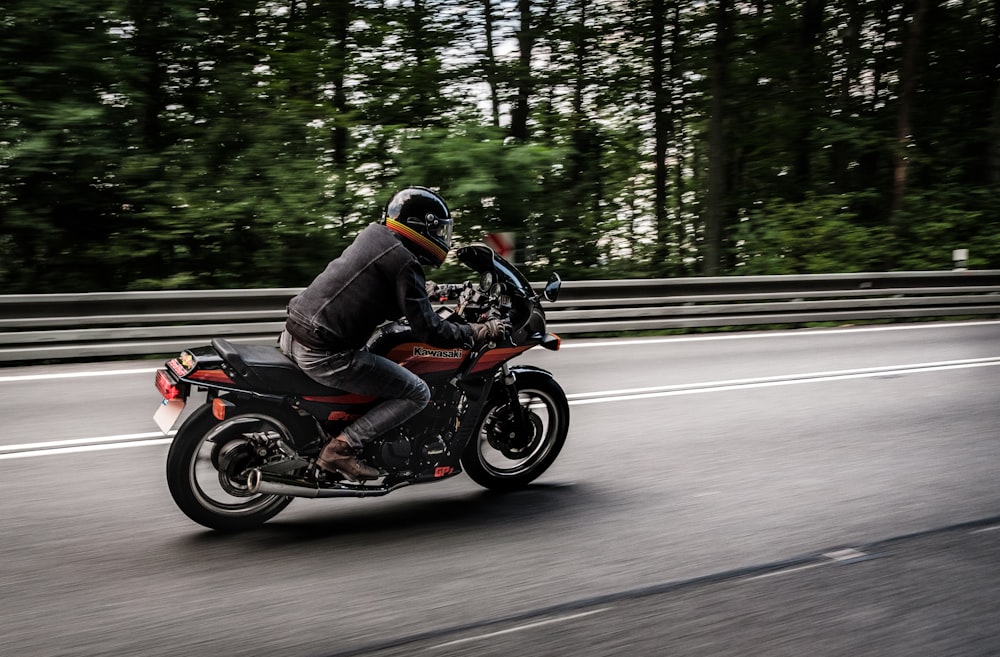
[{"x1": 183, "y1": 398, "x2": 320, "y2": 452}]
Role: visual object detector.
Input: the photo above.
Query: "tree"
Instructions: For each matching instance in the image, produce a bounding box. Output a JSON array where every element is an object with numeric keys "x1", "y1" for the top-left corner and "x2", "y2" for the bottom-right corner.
[
  {"x1": 890, "y1": 0, "x2": 930, "y2": 229},
  {"x1": 704, "y1": 0, "x2": 733, "y2": 276},
  {"x1": 0, "y1": 0, "x2": 131, "y2": 291},
  {"x1": 5, "y1": 0, "x2": 1000, "y2": 294}
]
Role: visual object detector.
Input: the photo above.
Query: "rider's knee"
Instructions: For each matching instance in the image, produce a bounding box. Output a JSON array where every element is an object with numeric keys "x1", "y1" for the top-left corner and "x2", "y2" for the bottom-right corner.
[{"x1": 411, "y1": 379, "x2": 431, "y2": 407}]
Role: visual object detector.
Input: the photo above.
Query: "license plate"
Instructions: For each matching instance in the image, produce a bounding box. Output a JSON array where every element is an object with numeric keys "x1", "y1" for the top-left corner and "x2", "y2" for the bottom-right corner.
[{"x1": 154, "y1": 398, "x2": 185, "y2": 434}]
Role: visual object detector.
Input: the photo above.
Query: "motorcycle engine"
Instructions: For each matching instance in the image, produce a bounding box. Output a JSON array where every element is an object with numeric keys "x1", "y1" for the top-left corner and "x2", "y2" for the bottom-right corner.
[
  {"x1": 377, "y1": 433, "x2": 411, "y2": 470},
  {"x1": 373, "y1": 428, "x2": 455, "y2": 473},
  {"x1": 364, "y1": 390, "x2": 465, "y2": 476}
]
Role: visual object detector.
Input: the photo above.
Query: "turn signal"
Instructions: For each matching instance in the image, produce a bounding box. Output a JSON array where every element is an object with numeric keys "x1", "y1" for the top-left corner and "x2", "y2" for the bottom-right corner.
[
  {"x1": 541, "y1": 333, "x2": 561, "y2": 351},
  {"x1": 212, "y1": 397, "x2": 234, "y2": 421}
]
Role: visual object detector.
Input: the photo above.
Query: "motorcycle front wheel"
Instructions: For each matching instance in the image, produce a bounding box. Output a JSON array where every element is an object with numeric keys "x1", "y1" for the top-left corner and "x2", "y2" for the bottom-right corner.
[
  {"x1": 166, "y1": 402, "x2": 310, "y2": 532},
  {"x1": 461, "y1": 370, "x2": 569, "y2": 492}
]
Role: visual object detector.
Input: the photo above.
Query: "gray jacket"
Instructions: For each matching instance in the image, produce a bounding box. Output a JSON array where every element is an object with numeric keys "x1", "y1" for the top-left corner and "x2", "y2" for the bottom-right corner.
[{"x1": 285, "y1": 223, "x2": 473, "y2": 351}]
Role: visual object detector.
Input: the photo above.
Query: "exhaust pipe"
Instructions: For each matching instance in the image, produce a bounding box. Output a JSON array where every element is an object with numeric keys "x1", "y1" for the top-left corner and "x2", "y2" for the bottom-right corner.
[{"x1": 247, "y1": 468, "x2": 410, "y2": 499}]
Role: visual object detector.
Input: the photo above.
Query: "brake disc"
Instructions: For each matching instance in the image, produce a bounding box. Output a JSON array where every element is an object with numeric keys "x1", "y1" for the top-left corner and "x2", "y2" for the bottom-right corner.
[{"x1": 484, "y1": 408, "x2": 543, "y2": 459}]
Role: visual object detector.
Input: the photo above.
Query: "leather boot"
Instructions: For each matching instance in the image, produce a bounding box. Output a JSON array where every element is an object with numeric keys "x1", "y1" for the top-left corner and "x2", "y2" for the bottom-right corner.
[{"x1": 316, "y1": 438, "x2": 379, "y2": 481}]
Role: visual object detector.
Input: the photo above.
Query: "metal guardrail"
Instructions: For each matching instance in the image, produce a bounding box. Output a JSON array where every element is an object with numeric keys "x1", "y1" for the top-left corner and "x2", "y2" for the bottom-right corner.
[{"x1": 2, "y1": 271, "x2": 999, "y2": 363}]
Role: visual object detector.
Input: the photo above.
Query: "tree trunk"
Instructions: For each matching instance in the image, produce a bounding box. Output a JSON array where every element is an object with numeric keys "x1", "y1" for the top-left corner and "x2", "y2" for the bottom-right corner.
[
  {"x1": 989, "y1": 0, "x2": 1000, "y2": 185},
  {"x1": 482, "y1": 0, "x2": 501, "y2": 128},
  {"x1": 128, "y1": 1, "x2": 166, "y2": 151},
  {"x1": 890, "y1": 0, "x2": 930, "y2": 224},
  {"x1": 510, "y1": 0, "x2": 533, "y2": 141},
  {"x1": 832, "y1": 0, "x2": 863, "y2": 193},
  {"x1": 669, "y1": 2, "x2": 687, "y2": 274},
  {"x1": 704, "y1": 0, "x2": 732, "y2": 276},
  {"x1": 792, "y1": 0, "x2": 825, "y2": 195},
  {"x1": 651, "y1": 0, "x2": 670, "y2": 267},
  {"x1": 330, "y1": 0, "x2": 350, "y2": 168},
  {"x1": 568, "y1": 0, "x2": 600, "y2": 268}
]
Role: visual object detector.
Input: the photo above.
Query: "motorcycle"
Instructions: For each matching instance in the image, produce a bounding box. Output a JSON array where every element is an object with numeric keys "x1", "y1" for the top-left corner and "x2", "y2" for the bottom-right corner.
[{"x1": 153, "y1": 243, "x2": 568, "y2": 531}]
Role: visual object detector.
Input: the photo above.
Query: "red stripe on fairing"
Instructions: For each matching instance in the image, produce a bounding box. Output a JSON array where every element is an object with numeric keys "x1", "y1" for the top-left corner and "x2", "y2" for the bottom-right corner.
[{"x1": 470, "y1": 346, "x2": 532, "y2": 373}]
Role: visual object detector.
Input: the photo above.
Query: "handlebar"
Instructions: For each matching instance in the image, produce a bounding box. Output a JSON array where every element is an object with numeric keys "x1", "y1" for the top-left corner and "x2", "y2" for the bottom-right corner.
[
  {"x1": 429, "y1": 282, "x2": 470, "y2": 302},
  {"x1": 428, "y1": 281, "x2": 515, "y2": 345}
]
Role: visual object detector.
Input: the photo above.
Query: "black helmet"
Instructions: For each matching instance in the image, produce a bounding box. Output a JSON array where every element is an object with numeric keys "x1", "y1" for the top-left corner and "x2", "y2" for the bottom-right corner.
[{"x1": 382, "y1": 186, "x2": 453, "y2": 267}]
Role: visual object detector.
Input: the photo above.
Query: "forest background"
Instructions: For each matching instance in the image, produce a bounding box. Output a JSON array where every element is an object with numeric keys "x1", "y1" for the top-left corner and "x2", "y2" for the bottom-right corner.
[{"x1": 2, "y1": 0, "x2": 999, "y2": 293}]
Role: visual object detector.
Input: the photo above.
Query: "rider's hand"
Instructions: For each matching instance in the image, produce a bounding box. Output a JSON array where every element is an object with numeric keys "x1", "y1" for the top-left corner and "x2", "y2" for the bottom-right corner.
[{"x1": 470, "y1": 318, "x2": 511, "y2": 345}]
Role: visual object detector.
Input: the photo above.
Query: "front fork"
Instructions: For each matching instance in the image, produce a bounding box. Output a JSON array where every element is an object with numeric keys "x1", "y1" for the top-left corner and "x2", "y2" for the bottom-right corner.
[{"x1": 499, "y1": 364, "x2": 533, "y2": 448}]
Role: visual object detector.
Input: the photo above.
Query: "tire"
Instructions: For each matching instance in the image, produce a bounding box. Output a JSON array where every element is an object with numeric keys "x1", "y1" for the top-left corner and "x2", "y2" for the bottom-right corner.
[
  {"x1": 166, "y1": 402, "x2": 312, "y2": 532},
  {"x1": 461, "y1": 370, "x2": 569, "y2": 491}
]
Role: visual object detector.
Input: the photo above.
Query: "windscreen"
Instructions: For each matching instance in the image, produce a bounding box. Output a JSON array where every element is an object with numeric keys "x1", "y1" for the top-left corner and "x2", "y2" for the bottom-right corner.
[{"x1": 456, "y1": 243, "x2": 534, "y2": 299}]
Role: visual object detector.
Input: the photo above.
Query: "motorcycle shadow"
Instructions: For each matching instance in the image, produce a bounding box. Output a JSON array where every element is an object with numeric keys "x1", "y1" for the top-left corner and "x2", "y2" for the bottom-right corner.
[{"x1": 188, "y1": 481, "x2": 591, "y2": 543}]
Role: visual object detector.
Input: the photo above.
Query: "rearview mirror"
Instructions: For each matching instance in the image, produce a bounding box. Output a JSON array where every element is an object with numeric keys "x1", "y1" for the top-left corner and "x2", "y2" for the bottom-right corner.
[{"x1": 542, "y1": 273, "x2": 561, "y2": 302}]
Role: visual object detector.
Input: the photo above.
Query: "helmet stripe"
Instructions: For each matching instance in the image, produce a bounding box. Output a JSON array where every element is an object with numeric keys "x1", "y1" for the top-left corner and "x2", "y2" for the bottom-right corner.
[{"x1": 385, "y1": 218, "x2": 448, "y2": 264}]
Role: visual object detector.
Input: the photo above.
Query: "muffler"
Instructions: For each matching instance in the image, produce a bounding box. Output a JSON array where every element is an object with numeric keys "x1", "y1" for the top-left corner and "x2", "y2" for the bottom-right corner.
[{"x1": 247, "y1": 468, "x2": 409, "y2": 499}]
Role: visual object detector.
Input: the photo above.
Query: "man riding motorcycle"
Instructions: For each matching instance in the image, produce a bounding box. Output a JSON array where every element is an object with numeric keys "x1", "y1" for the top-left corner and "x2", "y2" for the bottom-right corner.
[{"x1": 279, "y1": 186, "x2": 509, "y2": 481}]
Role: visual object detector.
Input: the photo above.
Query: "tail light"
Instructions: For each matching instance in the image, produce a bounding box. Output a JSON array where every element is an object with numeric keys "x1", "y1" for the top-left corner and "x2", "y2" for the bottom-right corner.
[{"x1": 155, "y1": 370, "x2": 186, "y2": 400}]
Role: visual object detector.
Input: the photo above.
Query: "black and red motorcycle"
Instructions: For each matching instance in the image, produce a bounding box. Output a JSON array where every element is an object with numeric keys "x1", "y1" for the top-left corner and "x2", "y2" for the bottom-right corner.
[{"x1": 153, "y1": 244, "x2": 568, "y2": 531}]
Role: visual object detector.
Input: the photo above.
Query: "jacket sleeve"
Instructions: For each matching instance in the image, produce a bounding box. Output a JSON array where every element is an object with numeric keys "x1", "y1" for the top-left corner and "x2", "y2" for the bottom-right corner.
[{"x1": 397, "y1": 260, "x2": 474, "y2": 347}]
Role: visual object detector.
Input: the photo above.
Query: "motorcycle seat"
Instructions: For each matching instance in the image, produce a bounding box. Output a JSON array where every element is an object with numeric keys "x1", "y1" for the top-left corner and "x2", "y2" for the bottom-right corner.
[{"x1": 211, "y1": 338, "x2": 349, "y2": 396}]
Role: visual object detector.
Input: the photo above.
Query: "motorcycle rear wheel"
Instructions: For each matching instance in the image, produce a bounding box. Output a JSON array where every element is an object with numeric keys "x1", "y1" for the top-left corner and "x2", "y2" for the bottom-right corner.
[
  {"x1": 166, "y1": 402, "x2": 310, "y2": 532},
  {"x1": 461, "y1": 371, "x2": 569, "y2": 491}
]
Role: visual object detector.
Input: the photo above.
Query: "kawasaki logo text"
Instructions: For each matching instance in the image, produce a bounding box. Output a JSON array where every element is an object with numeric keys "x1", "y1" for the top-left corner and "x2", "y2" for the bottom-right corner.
[{"x1": 413, "y1": 346, "x2": 464, "y2": 359}]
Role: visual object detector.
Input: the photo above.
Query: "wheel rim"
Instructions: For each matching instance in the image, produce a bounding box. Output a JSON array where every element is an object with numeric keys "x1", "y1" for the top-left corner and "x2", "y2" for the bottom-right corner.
[
  {"x1": 476, "y1": 387, "x2": 561, "y2": 478},
  {"x1": 187, "y1": 414, "x2": 290, "y2": 517}
]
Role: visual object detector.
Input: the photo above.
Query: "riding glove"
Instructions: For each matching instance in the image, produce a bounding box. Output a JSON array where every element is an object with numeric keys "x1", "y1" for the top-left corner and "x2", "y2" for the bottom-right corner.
[{"x1": 470, "y1": 318, "x2": 511, "y2": 344}]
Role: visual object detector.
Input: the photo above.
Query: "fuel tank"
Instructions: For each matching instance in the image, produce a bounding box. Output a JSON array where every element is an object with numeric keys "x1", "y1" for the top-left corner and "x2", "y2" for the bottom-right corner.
[{"x1": 367, "y1": 321, "x2": 470, "y2": 379}]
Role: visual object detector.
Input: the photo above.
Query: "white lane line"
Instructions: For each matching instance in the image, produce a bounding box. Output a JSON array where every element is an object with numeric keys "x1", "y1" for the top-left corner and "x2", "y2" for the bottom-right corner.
[
  {"x1": 824, "y1": 548, "x2": 870, "y2": 562},
  {"x1": 0, "y1": 431, "x2": 174, "y2": 453},
  {"x1": 0, "y1": 438, "x2": 173, "y2": 460},
  {"x1": 558, "y1": 320, "x2": 1000, "y2": 349},
  {"x1": 746, "y1": 549, "x2": 871, "y2": 582},
  {"x1": 567, "y1": 357, "x2": 1000, "y2": 405},
  {"x1": 4, "y1": 357, "x2": 1000, "y2": 460},
  {"x1": 0, "y1": 367, "x2": 159, "y2": 382},
  {"x1": 428, "y1": 609, "x2": 609, "y2": 650},
  {"x1": 744, "y1": 563, "x2": 826, "y2": 581}
]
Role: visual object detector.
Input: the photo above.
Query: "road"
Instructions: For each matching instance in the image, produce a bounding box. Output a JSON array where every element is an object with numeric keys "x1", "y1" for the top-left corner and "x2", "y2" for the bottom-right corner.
[{"x1": 1, "y1": 320, "x2": 998, "y2": 656}]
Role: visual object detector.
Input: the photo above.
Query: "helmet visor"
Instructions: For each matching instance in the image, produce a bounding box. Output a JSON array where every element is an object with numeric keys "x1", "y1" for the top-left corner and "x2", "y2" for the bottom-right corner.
[{"x1": 418, "y1": 213, "x2": 452, "y2": 250}]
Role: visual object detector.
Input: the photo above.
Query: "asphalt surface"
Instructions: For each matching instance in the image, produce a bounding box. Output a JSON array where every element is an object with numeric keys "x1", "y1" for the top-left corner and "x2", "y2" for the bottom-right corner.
[
  {"x1": 351, "y1": 517, "x2": 1000, "y2": 657},
  {"x1": 1, "y1": 321, "x2": 998, "y2": 656}
]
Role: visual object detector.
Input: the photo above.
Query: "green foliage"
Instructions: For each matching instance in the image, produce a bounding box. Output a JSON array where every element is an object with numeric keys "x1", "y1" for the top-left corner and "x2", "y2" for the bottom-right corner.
[
  {"x1": 392, "y1": 123, "x2": 564, "y2": 239},
  {"x1": 893, "y1": 187, "x2": 1000, "y2": 271},
  {"x1": 2, "y1": 0, "x2": 999, "y2": 294},
  {"x1": 737, "y1": 194, "x2": 893, "y2": 274}
]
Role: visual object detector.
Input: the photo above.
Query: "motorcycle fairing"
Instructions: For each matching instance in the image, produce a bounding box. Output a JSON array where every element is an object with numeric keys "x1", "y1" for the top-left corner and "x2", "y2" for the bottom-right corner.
[{"x1": 456, "y1": 243, "x2": 533, "y2": 298}]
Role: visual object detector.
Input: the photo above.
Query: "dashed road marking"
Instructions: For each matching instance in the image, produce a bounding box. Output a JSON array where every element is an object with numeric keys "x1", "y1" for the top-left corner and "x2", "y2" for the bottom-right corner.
[{"x1": 428, "y1": 609, "x2": 609, "y2": 650}]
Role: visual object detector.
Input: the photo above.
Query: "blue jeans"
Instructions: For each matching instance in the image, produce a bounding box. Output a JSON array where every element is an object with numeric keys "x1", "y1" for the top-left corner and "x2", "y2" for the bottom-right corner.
[{"x1": 279, "y1": 330, "x2": 430, "y2": 448}]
